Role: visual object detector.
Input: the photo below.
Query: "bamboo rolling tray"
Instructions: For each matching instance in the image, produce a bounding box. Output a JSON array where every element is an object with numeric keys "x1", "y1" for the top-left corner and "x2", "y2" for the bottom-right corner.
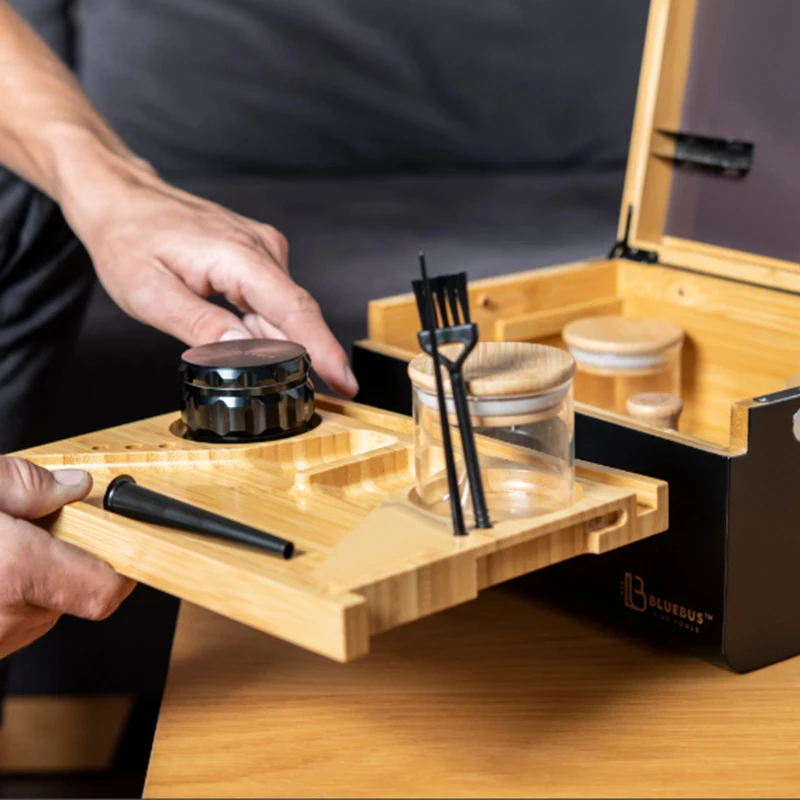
[{"x1": 15, "y1": 397, "x2": 667, "y2": 662}]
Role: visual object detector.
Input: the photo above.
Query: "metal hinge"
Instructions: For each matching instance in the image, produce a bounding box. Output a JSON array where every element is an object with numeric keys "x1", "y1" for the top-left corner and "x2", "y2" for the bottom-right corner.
[
  {"x1": 656, "y1": 130, "x2": 753, "y2": 176},
  {"x1": 607, "y1": 205, "x2": 658, "y2": 263}
]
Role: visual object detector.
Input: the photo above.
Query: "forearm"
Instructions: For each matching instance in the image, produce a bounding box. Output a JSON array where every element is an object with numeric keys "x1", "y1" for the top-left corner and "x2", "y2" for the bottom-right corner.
[
  {"x1": 0, "y1": 1, "x2": 153, "y2": 222},
  {"x1": 0, "y1": 2, "x2": 356, "y2": 396}
]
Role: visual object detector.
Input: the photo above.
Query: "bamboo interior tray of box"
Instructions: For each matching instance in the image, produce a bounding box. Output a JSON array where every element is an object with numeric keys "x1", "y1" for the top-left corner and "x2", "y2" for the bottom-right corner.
[
  {"x1": 14, "y1": 397, "x2": 667, "y2": 662},
  {"x1": 356, "y1": 0, "x2": 800, "y2": 454}
]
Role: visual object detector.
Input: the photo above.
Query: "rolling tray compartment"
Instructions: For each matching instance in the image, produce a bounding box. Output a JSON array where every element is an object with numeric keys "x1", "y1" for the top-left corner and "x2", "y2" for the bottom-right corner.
[{"x1": 14, "y1": 397, "x2": 668, "y2": 663}]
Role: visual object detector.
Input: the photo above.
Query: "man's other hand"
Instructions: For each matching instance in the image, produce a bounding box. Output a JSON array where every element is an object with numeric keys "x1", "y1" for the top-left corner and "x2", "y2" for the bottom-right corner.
[{"x1": 0, "y1": 457, "x2": 134, "y2": 659}]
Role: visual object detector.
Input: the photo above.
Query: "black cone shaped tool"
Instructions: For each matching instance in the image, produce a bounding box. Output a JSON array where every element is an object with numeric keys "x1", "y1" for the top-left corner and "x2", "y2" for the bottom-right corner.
[{"x1": 103, "y1": 475, "x2": 294, "y2": 559}]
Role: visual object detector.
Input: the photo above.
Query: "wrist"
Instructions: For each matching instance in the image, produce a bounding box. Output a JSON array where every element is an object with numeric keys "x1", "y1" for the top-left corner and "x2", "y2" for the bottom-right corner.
[{"x1": 48, "y1": 124, "x2": 159, "y2": 238}]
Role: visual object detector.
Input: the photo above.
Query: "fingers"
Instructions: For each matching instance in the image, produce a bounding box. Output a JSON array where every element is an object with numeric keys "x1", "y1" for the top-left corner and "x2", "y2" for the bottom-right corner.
[
  {"x1": 128, "y1": 268, "x2": 253, "y2": 347},
  {"x1": 236, "y1": 262, "x2": 359, "y2": 397},
  {"x1": 0, "y1": 456, "x2": 135, "y2": 640},
  {"x1": 97, "y1": 198, "x2": 356, "y2": 393},
  {"x1": 241, "y1": 312, "x2": 287, "y2": 341},
  {"x1": 0, "y1": 509, "x2": 135, "y2": 660},
  {"x1": 255, "y1": 223, "x2": 289, "y2": 271},
  {"x1": 0, "y1": 457, "x2": 93, "y2": 519},
  {"x1": 0, "y1": 514, "x2": 135, "y2": 620},
  {"x1": 125, "y1": 254, "x2": 358, "y2": 396}
]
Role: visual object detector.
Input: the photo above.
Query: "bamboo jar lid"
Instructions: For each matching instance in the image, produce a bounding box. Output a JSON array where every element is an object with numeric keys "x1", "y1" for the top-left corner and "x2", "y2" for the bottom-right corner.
[
  {"x1": 562, "y1": 315, "x2": 684, "y2": 371},
  {"x1": 626, "y1": 392, "x2": 683, "y2": 431},
  {"x1": 408, "y1": 342, "x2": 576, "y2": 428},
  {"x1": 407, "y1": 342, "x2": 576, "y2": 398}
]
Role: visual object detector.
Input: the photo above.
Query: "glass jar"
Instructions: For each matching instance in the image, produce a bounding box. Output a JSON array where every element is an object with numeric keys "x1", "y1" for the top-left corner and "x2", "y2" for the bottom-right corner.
[
  {"x1": 407, "y1": 342, "x2": 576, "y2": 524},
  {"x1": 562, "y1": 316, "x2": 684, "y2": 416}
]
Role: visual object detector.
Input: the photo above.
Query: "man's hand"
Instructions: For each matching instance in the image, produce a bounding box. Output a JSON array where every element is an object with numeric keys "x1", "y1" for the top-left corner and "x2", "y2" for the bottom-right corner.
[
  {"x1": 57, "y1": 154, "x2": 359, "y2": 398},
  {"x1": 0, "y1": 1, "x2": 359, "y2": 399},
  {"x1": 0, "y1": 457, "x2": 134, "y2": 660}
]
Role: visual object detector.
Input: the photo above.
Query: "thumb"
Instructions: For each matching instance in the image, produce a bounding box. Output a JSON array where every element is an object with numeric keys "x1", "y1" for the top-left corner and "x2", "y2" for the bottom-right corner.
[{"x1": 0, "y1": 457, "x2": 93, "y2": 519}]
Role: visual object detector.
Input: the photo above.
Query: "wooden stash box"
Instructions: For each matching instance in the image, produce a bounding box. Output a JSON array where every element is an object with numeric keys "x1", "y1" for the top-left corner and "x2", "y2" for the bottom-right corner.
[{"x1": 354, "y1": 0, "x2": 800, "y2": 673}]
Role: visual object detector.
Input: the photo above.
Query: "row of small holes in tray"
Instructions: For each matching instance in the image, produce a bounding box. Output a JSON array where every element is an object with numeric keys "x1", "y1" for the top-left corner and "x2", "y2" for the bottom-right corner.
[{"x1": 90, "y1": 443, "x2": 175, "y2": 451}]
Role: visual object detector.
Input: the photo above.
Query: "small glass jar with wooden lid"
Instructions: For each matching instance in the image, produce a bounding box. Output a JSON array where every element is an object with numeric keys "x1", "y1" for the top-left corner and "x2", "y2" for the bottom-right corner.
[
  {"x1": 407, "y1": 342, "x2": 576, "y2": 523},
  {"x1": 562, "y1": 315, "x2": 684, "y2": 416}
]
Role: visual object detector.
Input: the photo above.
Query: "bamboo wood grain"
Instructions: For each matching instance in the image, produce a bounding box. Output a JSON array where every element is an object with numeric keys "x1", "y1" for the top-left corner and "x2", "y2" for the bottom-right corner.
[
  {"x1": 14, "y1": 397, "x2": 667, "y2": 663},
  {"x1": 656, "y1": 235, "x2": 800, "y2": 295},
  {"x1": 632, "y1": 0, "x2": 697, "y2": 248},
  {"x1": 493, "y1": 296, "x2": 622, "y2": 341},
  {"x1": 367, "y1": 260, "x2": 618, "y2": 351},
  {"x1": 143, "y1": 592, "x2": 800, "y2": 799}
]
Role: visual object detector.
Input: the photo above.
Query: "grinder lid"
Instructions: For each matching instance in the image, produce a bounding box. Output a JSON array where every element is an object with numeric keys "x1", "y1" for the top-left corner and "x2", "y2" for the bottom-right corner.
[{"x1": 180, "y1": 339, "x2": 310, "y2": 390}]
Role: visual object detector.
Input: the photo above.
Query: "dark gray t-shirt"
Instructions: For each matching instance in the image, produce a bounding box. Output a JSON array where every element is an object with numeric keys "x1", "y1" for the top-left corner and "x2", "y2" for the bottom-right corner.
[{"x1": 61, "y1": 0, "x2": 647, "y2": 175}]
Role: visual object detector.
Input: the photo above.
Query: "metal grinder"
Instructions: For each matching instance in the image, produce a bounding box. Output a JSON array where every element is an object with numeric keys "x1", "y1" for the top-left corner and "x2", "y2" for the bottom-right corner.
[{"x1": 179, "y1": 339, "x2": 317, "y2": 443}]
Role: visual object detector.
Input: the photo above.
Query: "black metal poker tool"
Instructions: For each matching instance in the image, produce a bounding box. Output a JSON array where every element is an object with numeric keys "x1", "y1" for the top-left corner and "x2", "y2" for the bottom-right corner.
[
  {"x1": 412, "y1": 260, "x2": 491, "y2": 531},
  {"x1": 412, "y1": 252, "x2": 467, "y2": 536}
]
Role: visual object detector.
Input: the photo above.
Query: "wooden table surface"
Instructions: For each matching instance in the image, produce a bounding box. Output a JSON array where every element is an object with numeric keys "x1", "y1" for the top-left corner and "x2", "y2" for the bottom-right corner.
[{"x1": 144, "y1": 587, "x2": 800, "y2": 798}]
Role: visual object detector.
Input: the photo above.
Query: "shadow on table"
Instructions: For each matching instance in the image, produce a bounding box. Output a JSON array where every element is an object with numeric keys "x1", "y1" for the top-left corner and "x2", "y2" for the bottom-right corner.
[{"x1": 163, "y1": 583, "x2": 709, "y2": 748}]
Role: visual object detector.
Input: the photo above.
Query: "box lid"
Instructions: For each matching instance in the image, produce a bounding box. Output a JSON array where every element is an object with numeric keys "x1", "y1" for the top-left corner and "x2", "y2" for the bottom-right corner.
[{"x1": 618, "y1": 0, "x2": 800, "y2": 292}]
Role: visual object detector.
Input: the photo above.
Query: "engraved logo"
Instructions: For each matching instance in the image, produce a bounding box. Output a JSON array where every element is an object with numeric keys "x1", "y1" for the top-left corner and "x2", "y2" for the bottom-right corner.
[
  {"x1": 623, "y1": 572, "x2": 647, "y2": 612},
  {"x1": 620, "y1": 572, "x2": 713, "y2": 633}
]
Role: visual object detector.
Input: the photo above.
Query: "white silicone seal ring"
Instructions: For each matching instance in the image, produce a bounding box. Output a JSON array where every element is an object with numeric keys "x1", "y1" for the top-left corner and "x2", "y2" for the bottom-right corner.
[
  {"x1": 567, "y1": 347, "x2": 670, "y2": 371},
  {"x1": 415, "y1": 380, "x2": 571, "y2": 418}
]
